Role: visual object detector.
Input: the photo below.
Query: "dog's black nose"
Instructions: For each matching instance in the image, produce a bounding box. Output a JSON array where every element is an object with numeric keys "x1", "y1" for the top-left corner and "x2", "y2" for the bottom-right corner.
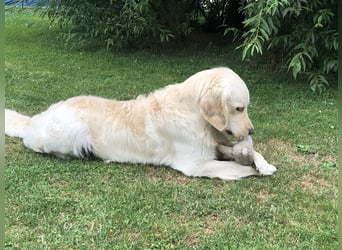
[{"x1": 248, "y1": 128, "x2": 255, "y2": 135}]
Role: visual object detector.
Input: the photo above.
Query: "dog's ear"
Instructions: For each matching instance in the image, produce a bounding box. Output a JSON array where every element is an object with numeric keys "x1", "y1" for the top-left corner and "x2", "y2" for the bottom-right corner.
[{"x1": 200, "y1": 90, "x2": 227, "y2": 131}]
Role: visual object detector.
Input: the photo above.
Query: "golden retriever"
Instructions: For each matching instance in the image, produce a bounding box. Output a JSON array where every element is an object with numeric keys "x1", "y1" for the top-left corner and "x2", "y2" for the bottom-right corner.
[{"x1": 5, "y1": 67, "x2": 276, "y2": 180}]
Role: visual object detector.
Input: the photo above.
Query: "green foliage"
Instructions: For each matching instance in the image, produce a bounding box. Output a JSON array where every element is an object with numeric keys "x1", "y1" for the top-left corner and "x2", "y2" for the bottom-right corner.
[
  {"x1": 40, "y1": 0, "x2": 338, "y2": 92},
  {"x1": 226, "y1": 0, "x2": 337, "y2": 93},
  {"x1": 45, "y1": 0, "x2": 195, "y2": 49},
  {"x1": 297, "y1": 144, "x2": 319, "y2": 154}
]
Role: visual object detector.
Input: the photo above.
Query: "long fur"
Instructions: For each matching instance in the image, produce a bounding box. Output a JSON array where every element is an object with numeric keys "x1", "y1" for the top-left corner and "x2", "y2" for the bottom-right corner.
[{"x1": 5, "y1": 67, "x2": 276, "y2": 180}]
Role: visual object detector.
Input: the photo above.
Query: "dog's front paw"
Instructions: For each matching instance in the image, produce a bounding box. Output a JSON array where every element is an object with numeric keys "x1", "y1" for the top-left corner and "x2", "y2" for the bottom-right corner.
[
  {"x1": 253, "y1": 151, "x2": 277, "y2": 176},
  {"x1": 258, "y1": 163, "x2": 277, "y2": 176}
]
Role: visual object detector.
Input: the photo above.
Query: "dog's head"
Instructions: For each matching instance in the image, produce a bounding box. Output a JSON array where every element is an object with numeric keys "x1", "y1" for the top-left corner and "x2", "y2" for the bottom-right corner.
[{"x1": 199, "y1": 68, "x2": 254, "y2": 138}]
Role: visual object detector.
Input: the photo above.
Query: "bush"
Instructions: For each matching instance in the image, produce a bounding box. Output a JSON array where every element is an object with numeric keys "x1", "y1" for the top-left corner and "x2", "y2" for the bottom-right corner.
[
  {"x1": 45, "y1": 0, "x2": 195, "y2": 49},
  {"x1": 44, "y1": 0, "x2": 337, "y2": 92},
  {"x1": 225, "y1": 0, "x2": 337, "y2": 93}
]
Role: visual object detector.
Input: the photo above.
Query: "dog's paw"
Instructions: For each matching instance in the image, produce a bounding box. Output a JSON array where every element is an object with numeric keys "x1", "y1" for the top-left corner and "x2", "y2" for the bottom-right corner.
[
  {"x1": 258, "y1": 163, "x2": 277, "y2": 176},
  {"x1": 253, "y1": 151, "x2": 277, "y2": 176}
]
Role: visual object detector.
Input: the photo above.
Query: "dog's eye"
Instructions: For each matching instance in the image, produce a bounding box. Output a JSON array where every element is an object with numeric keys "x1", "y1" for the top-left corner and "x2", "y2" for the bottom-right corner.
[{"x1": 236, "y1": 107, "x2": 244, "y2": 112}]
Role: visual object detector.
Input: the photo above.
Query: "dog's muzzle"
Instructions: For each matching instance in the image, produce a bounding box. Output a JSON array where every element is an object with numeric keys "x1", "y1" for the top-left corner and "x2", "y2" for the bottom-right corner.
[
  {"x1": 225, "y1": 128, "x2": 255, "y2": 137},
  {"x1": 226, "y1": 129, "x2": 233, "y2": 135}
]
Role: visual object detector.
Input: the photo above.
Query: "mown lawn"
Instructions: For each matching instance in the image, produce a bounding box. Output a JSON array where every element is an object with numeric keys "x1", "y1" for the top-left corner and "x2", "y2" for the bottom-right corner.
[{"x1": 5, "y1": 9, "x2": 338, "y2": 249}]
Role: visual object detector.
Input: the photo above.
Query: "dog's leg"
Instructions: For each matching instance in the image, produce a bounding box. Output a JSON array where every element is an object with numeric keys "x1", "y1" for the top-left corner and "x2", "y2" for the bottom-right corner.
[
  {"x1": 176, "y1": 160, "x2": 259, "y2": 180},
  {"x1": 253, "y1": 151, "x2": 277, "y2": 175}
]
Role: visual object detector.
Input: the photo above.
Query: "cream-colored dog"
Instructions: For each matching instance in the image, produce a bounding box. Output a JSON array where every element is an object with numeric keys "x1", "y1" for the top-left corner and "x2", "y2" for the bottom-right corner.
[{"x1": 5, "y1": 67, "x2": 276, "y2": 180}]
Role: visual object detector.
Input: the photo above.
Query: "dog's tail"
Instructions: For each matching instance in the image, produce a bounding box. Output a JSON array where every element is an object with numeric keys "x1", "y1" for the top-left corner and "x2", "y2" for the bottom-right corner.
[{"x1": 5, "y1": 109, "x2": 31, "y2": 138}]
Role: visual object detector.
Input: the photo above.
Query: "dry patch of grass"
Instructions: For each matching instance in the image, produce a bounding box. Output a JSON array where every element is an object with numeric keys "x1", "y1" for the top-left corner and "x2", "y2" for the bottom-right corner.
[
  {"x1": 184, "y1": 211, "x2": 240, "y2": 247},
  {"x1": 297, "y1": 174, "x2": 336, "y2": 195},
  {"x1": 255, "y1": 138, "x2": 337, "y2": 167},
  {"x1": 255, "y1": 190, "x2": 277, "y2": 203},
  {"x1": 145, "y1": 166, "x2": 199, "y2": 186}
]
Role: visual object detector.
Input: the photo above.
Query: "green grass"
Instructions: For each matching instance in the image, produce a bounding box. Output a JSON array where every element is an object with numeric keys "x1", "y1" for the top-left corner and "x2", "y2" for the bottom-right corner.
[{"x1": 5, "y1": 9, "x2": 338, "y2": 249}]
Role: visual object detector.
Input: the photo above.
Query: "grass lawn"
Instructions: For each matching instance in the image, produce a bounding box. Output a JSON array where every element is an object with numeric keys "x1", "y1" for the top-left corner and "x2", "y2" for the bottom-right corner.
[{"x1": 5, "y1": 9, "x2": 338, "y2": 249}]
